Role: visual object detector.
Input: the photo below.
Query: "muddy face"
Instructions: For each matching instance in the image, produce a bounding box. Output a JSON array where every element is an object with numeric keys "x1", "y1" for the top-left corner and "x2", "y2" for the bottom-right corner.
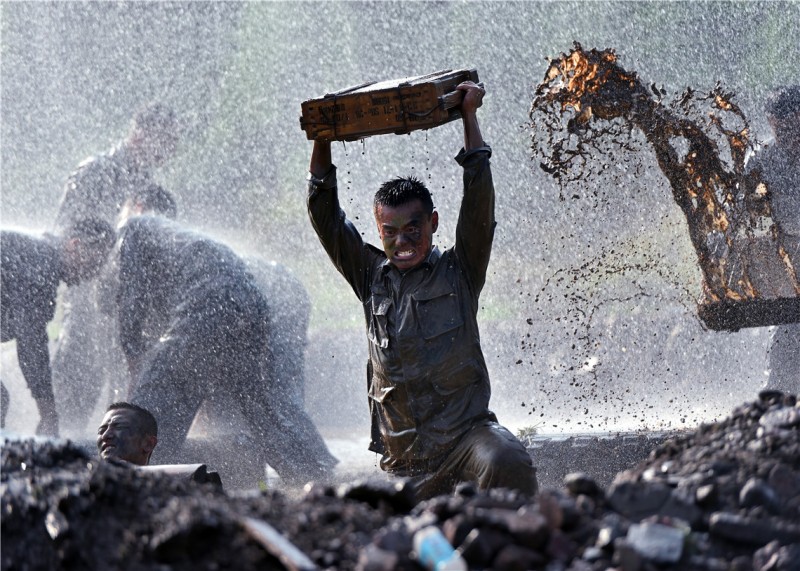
[
  {"x1": 375, "y1": 200, "x2": 438, "y2": 272},
  {"x1": 97, "y1": 408, "x2": 154, "y2": 466}
]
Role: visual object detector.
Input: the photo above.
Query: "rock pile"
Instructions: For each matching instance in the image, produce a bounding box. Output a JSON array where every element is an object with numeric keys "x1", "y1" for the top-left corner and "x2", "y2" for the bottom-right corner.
[{"x1": 2, "y1": 391, "x2": 799, "y2": 570}]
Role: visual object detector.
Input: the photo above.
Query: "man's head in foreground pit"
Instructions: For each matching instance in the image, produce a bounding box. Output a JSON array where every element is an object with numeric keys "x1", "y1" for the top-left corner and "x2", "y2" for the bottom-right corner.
[{"x1": 97, "y1": 402, "x2": 158, "y2": 466}]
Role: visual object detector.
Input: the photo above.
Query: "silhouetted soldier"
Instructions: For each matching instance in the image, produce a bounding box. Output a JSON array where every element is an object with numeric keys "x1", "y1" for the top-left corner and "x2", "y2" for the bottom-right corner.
[
  {"x1": 114, "y1": 186, "x2": 322, "y2": 466},
  {"x1": 1, "y1": 218, "x2": 115, "y2": 436},
  {"x1": 51, "y1": 103, "x2": 179, "y2": 435},
  {"x1": 115, "y1": 214, "x2": 338, "y2": 486},
  {"x1": 748, "y1": 85, "x2": 800, "y2": 393}
]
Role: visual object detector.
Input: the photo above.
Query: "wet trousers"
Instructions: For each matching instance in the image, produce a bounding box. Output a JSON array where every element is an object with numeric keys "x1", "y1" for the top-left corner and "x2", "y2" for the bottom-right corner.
[{"x1": 390, "y1": 420, "x2": 539, "y2": 501}]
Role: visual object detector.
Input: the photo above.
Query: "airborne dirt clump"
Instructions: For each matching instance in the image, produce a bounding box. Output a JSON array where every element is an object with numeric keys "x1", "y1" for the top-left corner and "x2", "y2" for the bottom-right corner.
[
  {"x1": 3, "y1": 392, "x2": 799, "y2": 570},
  {"x1": 529, "y1": 42, "x2": 800, "y2": 332}
]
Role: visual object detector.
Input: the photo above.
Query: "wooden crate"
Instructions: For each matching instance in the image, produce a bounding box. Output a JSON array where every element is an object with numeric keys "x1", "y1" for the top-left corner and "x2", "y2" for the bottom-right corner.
[{"x1": 299, "y1": 69, "x2": 480, "y2": 141}]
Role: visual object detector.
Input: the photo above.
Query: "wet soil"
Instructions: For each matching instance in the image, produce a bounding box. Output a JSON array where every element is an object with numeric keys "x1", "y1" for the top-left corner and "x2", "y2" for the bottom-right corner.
[
  {"x1": 529, "y1": 42, "x2": 800, "y2": 327},
  {"x1": 3, "y1": 391, "x2": 799, "y2": 571}
]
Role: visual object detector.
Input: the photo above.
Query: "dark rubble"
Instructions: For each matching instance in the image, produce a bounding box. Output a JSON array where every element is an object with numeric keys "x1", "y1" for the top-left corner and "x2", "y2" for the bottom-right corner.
[{"x1": 2, "y1": 391, "x2": 799, "y2": 571}]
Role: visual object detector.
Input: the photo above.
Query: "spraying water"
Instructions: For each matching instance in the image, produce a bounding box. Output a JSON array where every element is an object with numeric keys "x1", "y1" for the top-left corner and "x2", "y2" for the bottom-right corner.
[{"x1": 1, "y1": 1, "x2": 799, "y2": 459}]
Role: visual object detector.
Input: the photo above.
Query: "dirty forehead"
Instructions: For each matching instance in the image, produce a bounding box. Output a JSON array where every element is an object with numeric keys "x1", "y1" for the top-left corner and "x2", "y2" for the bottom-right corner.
[{"x1": 99, "y1": 408, "x2": 140, "y2": 428}]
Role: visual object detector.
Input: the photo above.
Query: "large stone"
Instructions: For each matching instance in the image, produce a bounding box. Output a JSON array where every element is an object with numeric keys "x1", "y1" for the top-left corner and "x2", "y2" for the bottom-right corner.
[
  {"x1": 606, "y1": 480, "x2": 671, "y2": 520},
  {"x1": 759, "y1": 407, "x2": 800, "y2": 430},
  {"x1": 753, "y1": 540, "x2": 800, "y2": 571},
  {"x1": 625, "y1": 522, "x2": 685, "y2": 564},
  {"x1": 768, "y1": 464, "x2": 800, "y2": 501},
  {"x1": 709, "y1": 512, "x2": 800, "y2": 546},
  {"x1": 739, "y1": 478, "x2": 781, "y2": 514},
  {"x1": 564, "y1": 472, "x2": 601, "y2": 497}
]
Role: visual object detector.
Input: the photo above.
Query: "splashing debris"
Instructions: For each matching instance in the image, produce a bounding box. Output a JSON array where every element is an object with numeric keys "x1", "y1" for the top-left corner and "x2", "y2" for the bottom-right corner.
[{"x1": 530, "y1": 42, "x2": 800, "y2": 331}]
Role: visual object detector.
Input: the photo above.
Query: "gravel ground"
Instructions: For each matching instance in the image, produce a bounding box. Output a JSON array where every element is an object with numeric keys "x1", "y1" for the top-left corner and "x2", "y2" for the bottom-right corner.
[{"x1": 3, "y1": 390, "x2": 799, "y2": 571}]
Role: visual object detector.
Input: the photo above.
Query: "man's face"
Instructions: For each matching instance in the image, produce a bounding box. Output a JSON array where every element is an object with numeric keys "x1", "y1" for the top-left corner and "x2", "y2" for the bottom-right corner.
[
  {"x1": 97, "y1": 408, "x2": 153, "y2": 466},
  {"x1": 375, "y1": 199, "x2": 438, "y2": 272},
  {"x1": 63, "y1": 240, "x2": 108, "y2": 286}
]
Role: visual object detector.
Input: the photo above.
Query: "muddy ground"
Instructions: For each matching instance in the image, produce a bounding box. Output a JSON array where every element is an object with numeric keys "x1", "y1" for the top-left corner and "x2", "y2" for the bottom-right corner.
[{"x1": 3, "y1": 390, "x2": 799, "y2": 571}]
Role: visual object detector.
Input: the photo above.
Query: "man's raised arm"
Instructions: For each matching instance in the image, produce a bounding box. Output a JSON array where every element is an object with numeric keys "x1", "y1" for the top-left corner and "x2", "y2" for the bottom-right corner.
[
  {"x1": 454, "y1": 80, "x2": 495, "y2": 292},
  {"x1": 310, "y1": 140, "x2": 332, "y2": 180}
]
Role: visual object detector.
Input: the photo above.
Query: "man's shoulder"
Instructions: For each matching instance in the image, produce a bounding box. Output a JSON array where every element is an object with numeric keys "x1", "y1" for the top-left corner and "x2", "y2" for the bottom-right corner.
[
  {"x1": 119, "y1": 215, "x2": 176, "y2": 249},
  {"x1": 362, "y1": 243, "x2": 390, "y2": 277},
  {"x1": 430, "y1": 246, "x2": 483, "y2": 287},
  {"x1": 68, "y1": 146, "x2": 129, "y2": 183},
  {"x1": 1, "y1": 230, "x2": 54, "y2": 262}
]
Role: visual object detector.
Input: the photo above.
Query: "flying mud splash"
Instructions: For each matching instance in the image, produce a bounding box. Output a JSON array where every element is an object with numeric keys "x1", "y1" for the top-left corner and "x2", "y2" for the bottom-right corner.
[{"x1": 530, "y1": 42, "x2": 800, "y2": 331}]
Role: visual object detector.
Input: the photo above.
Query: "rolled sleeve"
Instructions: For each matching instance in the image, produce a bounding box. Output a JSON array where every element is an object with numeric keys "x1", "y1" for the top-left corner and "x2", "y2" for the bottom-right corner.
[
  {"x1": 455, "y1": 144, "x2": 492, "y2": 165},
  {"x1": 307, "y1": 165, "x2": 338, "y2": 195}
]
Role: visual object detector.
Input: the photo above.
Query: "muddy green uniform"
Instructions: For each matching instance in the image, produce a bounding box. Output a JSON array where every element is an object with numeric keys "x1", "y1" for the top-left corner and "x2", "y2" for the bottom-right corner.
[{"x1": 308, "y1": 146, "x2": 537, "y2": 500}]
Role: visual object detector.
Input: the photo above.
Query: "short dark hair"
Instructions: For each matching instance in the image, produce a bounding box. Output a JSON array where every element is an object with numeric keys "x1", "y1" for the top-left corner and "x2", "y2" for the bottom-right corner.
[
  {"x1": 373, "y1": 176, "x2": 435, "y2": 216},
  {"x1": 765, "y1": 85, "x2": 800, "y2": 120},
  {"x1": 131, "y1": 102, "x2": 178, "y2": 135},
  {"x1": 107, "y1": 402, "x2": 158, "y2": 438},
  {"x1": 132, "y1": 184, "x2": 178, "y2": 220},
  {"x1": 66, "y1": 217, "x2": 116, "y2": 252}
]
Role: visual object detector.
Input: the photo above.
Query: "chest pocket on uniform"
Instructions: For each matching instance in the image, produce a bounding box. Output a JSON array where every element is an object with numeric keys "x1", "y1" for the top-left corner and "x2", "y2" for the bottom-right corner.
[
  {"x1": 367, "y1": 287, "x2": 391, "y2": 349},
  {"x1": 413, "y1": 281, "x2": 463, "y2": 340}
]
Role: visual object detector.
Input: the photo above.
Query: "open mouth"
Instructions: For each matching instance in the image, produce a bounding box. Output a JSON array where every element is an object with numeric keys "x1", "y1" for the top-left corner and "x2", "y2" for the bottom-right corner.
[{"x1": 395, "y1": 249, "x2": 415, "y2": 260}]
